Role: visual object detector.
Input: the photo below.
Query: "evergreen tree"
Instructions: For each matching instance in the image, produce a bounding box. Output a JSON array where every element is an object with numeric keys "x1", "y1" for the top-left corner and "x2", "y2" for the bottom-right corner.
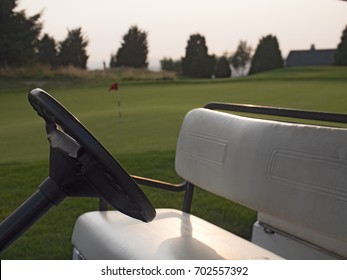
[
  {"x1": 181, "y1": 34, "x2": 215, "y2": 78},
  {"x1": 58, "y1": 28, "x2": 89, "y2": 69},
  {"x1": 230, "y1": 41, "x2": 252, "y2": 76},
  {"x1": 249, "y1": 35, "x2": 283, "y2": 75},
  {"x1": 334, "y1": 25, "x2": 347, "y2": 66},
  {"x1": 110, "y1": 52, "x2": 117, "y2": 68},
  {"x1": 38, "y1": 34, "x2": 57, "y2": 66},
  {"x1": 160, "y1": 57, "x2": 182, "y2": 73},
  {"x1": 0, "y1": 0, "x2": 42, "y2": 67},
  {"x1": 214, "y1": 56, "x2": 231, "y2": 78},
  {"x1": 0, "y1": 0, "x2": 16, "y2": 19},
  {"x1": 110, "y1": 25, "x2": 148, "y2": 68}
]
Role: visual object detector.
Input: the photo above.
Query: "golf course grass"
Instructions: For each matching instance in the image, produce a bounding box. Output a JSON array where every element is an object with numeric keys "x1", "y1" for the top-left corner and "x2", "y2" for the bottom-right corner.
[{"x1": 1, "y1": 66, "x2": 347, "y2": 259}]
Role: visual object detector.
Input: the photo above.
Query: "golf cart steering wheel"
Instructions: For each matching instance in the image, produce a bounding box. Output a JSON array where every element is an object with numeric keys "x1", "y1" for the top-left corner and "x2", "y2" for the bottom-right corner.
[
  {"x1": 0, "y1": 88, "x2": 155, "y2": 253},
  {"x1": 28, "y1": 88, "x2": 156, "y2": 222}
]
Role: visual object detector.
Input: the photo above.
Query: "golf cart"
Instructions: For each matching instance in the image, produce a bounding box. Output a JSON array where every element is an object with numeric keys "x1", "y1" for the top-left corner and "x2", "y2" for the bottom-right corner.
[{"x1": 1, "y1": 88, "x2": 346, "y2": 259}]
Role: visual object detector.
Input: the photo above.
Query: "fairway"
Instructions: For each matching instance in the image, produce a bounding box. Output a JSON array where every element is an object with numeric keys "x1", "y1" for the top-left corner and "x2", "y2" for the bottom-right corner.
[
  {"x1": 2, "y1": 67, "x2": 347, "y2": 164},
  {"x1": 1, "y1": 67, "x2": 347, "y2": 259}
]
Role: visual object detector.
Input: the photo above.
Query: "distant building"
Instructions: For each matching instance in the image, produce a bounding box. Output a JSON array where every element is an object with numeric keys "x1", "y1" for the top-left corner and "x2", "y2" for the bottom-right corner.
[{"x1": 286, "y1": 45, "x2": 336, "y2": 67}]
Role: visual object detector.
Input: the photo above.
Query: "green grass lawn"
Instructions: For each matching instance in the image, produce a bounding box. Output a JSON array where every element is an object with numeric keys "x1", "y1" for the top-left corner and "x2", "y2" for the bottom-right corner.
[{"x1": 1, "y1": 66, "x2": 347, "y2": 259}]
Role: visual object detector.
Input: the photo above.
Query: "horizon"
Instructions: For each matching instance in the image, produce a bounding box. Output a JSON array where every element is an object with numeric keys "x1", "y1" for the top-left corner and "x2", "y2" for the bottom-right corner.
[{"x1": 17, "y1": 0, "x2": 347, "y2": 70}]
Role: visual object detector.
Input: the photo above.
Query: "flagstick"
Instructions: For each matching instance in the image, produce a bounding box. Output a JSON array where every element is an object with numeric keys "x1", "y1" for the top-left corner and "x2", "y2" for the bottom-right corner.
[
  {"x1": 117, "y1": 90, "x2": 122, "y2": 119},
  {"x1": 108, "y1": 82, "x2": 121, "y2": 119}
]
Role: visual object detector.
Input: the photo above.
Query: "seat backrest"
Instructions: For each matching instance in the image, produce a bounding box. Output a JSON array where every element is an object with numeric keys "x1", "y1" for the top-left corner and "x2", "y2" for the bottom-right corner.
[{"x1": 175, "y1": 108, "x2": 347, "y2": 254}]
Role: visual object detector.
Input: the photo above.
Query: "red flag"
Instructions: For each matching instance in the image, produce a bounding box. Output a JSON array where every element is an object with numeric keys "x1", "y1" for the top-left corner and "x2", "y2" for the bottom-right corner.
[{"x1": 109, "y1": 82, "x2": 119, "y2": 91}]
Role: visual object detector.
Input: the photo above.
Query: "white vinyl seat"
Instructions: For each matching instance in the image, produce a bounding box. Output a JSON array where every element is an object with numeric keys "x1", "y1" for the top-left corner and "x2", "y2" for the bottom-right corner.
[
  {"x1": 72, "y1": 108, "x2": 347, "y2": 259},
  {"x1": 72, "y1": 209, "x2": 282, "y2": 260}
]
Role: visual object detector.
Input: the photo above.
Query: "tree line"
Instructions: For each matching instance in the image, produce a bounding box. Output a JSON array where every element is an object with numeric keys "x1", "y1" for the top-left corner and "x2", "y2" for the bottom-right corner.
[
  {"x1": 113, "y1": 25, "x2": 347, "y2": 78},
  {"x1": 1, "y1": 0, "x2": 347, "y2": 78},
  {"x1": 0, "y1": 0, "x2": 88, "y2": 69}
]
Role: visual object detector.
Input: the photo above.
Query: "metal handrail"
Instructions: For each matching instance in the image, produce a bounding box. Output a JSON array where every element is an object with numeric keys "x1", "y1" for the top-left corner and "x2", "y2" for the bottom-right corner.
[{"x1": 205, "y1": 102, "x2": 347, "y2": 125}]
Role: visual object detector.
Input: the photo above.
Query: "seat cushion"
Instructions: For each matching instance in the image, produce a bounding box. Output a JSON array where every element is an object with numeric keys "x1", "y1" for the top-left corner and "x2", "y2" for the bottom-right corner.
[{"x1": 71, "y1": 209, "x2": 282, "y2": 260}]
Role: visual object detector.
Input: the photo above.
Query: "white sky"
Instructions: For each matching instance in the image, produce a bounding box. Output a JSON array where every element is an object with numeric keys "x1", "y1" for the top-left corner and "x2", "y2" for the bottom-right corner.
[{"x1": 18, "y1": 0, "x2": 347, "y2": 70}]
